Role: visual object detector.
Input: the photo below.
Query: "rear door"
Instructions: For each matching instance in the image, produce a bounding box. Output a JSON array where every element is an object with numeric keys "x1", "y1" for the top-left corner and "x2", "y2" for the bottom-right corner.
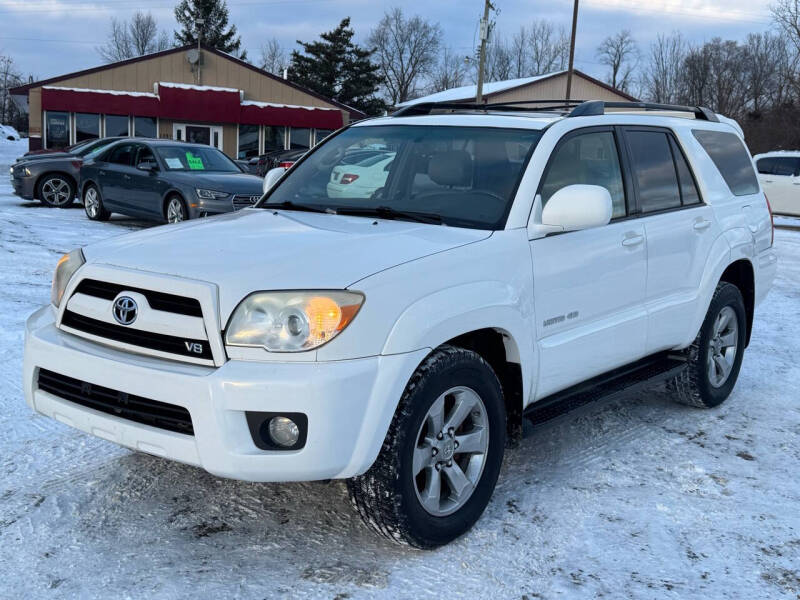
[
  {"x1": 619, "y1": 127, "x2": 720, "y2": 353},
  {"x1": 530, "y1": 127, "x2": 648, "y2": 398},
  {"x1": 99, "y1": 143, "x2": 136, "y2": 210}
]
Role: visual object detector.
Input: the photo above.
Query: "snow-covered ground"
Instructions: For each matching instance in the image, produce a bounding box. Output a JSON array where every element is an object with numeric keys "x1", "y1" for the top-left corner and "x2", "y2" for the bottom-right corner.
[{"x1": 1, "y1": 136, "x2": 799, "y2": 599}]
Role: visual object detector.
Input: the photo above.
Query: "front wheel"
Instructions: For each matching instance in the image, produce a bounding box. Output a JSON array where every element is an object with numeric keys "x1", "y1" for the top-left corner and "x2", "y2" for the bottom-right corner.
[
  {"x1": 668, "y1": 282, "x2": 747, "y2": 408},
  {"x1": 165, "y1": 196, "x2": 188, "y2": 223},
  {"x1": 347, "y1": 345, "x2": 506, "y2": 548},
  {"x1": 39, "y1": 174, "x2": 75, "y2": 208}
]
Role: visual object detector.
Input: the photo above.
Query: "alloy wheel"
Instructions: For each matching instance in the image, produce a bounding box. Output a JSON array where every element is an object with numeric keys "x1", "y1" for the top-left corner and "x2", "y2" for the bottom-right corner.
[
  {"x1": 167, "y1": 198, "x2": 186, "y2": 223},
  {"x1": 84, "y1": 188, "x2": 99, "y2": 218},
  {"x1": 707, "y1": 305, "x2": 738, "y2": 388},
  {"x1": 42, "y1": 178, "x2": 71, "y2": 205},
  {"x1": 413, "y1": 386, "x2": 489, "y2": 517}
]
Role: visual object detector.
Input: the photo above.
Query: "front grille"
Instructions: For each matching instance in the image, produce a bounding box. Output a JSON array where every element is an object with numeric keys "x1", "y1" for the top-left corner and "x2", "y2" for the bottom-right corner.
[
  {"x1": 37, "y1": 368, "x2": 194, "y2": 435},
  {"x1": 61, "y1": 310, "x2": 213, "y2": 361},
  {"x1": 74, "y1": 279, "x2": 202, "y2": 317},
  {"x1": 232, "y1": 194, "x2": 261, "y2": 210}
]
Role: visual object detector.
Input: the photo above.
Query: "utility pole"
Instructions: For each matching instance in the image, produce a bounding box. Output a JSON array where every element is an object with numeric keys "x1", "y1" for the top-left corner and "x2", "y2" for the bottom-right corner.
[
  {"x1": 475, "y1": 0, "x2": 493, "y2": 104},
  {"x1": 195, "y1": 18, "x2": 205, "y2": 85},
  {"x1": 565, "y1": 0, "x2": 579, "y2": 100}
]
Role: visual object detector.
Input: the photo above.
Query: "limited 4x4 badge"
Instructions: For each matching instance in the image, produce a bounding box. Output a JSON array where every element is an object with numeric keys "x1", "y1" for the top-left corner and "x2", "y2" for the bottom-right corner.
[{"x1": 543, "y1": 311, "x2": 579, "y2": 327}]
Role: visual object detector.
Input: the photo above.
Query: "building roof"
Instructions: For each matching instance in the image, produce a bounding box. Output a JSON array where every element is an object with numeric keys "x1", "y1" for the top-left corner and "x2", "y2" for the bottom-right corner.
[
  {"x1": 396, "y1": 69, "x2": 637, "y2": 107},
  {"x1": 9, "y1": 44, "x2": 366, "y2": 120}
]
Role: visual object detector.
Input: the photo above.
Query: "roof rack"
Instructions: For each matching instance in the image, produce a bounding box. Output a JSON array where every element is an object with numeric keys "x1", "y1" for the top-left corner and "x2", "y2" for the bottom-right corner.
[
  {"x1": 568, "y1": 100, "x2": 719, "y2": 122},
  {"x1": 392, "y1": 99, "x2": 586, "y2": 118}
]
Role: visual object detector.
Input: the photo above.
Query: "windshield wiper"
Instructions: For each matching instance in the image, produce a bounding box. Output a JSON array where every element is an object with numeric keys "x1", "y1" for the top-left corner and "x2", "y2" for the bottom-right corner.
[
  {"x1": 264, "y1": 200, "x2": 328, "y2": 214},
  {"x1": 334, "y1": 205, "x2": 443, "y2": 225}
]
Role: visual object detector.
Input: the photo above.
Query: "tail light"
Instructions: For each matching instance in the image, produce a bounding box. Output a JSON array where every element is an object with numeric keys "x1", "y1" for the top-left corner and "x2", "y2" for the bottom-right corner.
[
  {"x1": 340, "y1": 174, "x2": 359, "y2": 184},
  {"x1": 765, "y1": 194, "x2": 774, "y2": 247},
  {"x1": 278, "y1": 161, "x2": 295, "y2": 169}
]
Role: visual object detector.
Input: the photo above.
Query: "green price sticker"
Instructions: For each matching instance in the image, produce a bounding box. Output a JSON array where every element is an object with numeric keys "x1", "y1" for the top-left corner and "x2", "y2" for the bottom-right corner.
[{"x1": 186, "y1": 152, "x2": 205, "y2": 170}]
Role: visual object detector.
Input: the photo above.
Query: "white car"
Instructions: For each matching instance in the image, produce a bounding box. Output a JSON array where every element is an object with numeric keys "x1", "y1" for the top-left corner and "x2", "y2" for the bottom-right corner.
[
  {"x1": 326, "y1": 152, "x2": 395, "y2": 198},
  {"x1": 24, "y1": 100, "x2": 776, "y2": 548},
  {"x1": 753, "y1": 151, "x2": 800, "y2": 216},
  {"x1": 0, "y1": 124, "x2": 21, "y2": 141}
]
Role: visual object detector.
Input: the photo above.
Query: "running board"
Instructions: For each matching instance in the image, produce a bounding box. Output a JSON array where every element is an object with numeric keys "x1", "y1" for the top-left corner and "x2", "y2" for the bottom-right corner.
[{"x1": 524, "y1": 352, "x2": 688, "y2": 426}]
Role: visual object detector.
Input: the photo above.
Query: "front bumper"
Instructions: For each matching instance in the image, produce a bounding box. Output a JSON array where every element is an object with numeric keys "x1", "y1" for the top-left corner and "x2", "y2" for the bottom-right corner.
[
  {"x1": 24, "y1": 305, "x2": 427, "y2": 482},
  {"x1": 11, "y1": 174, "x2": 35, "y2": 199}
]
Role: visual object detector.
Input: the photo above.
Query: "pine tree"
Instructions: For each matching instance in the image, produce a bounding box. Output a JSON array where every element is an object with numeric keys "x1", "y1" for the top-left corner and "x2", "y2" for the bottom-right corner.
[
  {"x1": 290, "y1": 18, "x2": 385, "y2": 116},
  {"x1": 174, "y1": 0, "x2": 245, "y2": 59}
]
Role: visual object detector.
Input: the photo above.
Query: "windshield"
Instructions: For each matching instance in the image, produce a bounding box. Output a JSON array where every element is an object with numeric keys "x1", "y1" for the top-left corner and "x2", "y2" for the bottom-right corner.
[
  {"x1": 261, "y1": 125, "x2": 542, "y2": 229},
  {"x1": 80, "y1": 139, "x2": 116, "y2": 159},
  {"x1": 156, "y1": 146, "x2": 240, "y2": 172}
]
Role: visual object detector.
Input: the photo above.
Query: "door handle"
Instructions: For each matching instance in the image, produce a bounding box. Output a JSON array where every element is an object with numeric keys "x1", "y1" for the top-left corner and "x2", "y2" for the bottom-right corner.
[
  {"x1": 123, "y1": 174, "x2": 131, "y2": 180},
  {"x1": 622, "y1": 234, "x2": 644, "y2": 247},
  {"x1": 693, "y1": 219, "x2": 712, "y2": 231},
  {"x1": 99, "y1": 170, "x2": 106, "y2": 176},
  {"x1": 763, "y1": 179, "x2": 774, "y2": 183}
]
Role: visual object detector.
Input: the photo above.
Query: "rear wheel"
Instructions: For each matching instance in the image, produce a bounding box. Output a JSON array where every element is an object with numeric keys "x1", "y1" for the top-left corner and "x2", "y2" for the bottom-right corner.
[
  {"x1": 166, "y1": 196, "x2": 188, "y2": 223},
  {"x1": 668, "y1": 282, "x2": 747, "y2": 408},
  {"x1": 347, "y1": 345, "x2": 506, "y2": 548},
  {"x1": 83, "y1": 184, "x2": 110, "y2": 221},
  {"x1": 38, "y1": 174, "x2": 75, "y2": 208}
]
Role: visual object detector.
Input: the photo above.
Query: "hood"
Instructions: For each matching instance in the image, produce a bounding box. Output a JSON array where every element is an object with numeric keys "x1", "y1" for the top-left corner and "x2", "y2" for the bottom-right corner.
[
  {"x1": 168, "y1": 171, "x2": 263, "y2": 194},
  {"x1": 84, "y1": 209, "x2": 490, "y2": 320},
  {"x1": 18, "y1": 152, "x2": 76, "y2": 163}
]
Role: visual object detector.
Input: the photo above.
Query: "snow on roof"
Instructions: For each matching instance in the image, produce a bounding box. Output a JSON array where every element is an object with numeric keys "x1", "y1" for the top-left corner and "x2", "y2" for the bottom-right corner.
[
  {"x1": 42, "y1": 86, "x2": 158, "y2": 98},
  {"x1": 395, "y1": 71, "x2": 566, "y2": 107},
  {"x1": 156, "y1": 82, "x2": 241, "y2": 93},
  {"x1": 241, "y1": 100, "x2": 338, "y2": 112}
]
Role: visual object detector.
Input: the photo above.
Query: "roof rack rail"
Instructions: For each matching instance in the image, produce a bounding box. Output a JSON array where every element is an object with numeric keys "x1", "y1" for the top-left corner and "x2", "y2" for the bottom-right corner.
[
  {"x1": 392, "y1": 99, "x2": 586, "y2": 118},
  {"x1": 568, "y1": 100, "x2": 719, "y2": 122}
]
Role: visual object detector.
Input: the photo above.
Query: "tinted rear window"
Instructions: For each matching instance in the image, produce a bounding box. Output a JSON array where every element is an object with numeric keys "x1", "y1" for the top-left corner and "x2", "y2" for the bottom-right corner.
[{"x1": 692, "y1": 130, "x2": 758, "y2": 196}]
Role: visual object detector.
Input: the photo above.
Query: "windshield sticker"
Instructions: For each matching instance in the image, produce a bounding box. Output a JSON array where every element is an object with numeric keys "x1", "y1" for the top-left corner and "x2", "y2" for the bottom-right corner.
[
  {"x1": 186, "y1": 152, "x2": 205, "y2": 170},
  {"x1": 165, "y1": 157, "x2": 183, "y2": 169}
]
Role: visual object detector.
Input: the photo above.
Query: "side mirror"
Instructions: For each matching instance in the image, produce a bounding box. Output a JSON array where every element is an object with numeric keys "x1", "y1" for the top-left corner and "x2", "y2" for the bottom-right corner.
[
  {"x1": 541, "y1": 185, "x2": 613, "y2": 232},
  {"x1": 263, "y1": 167, "x2": 286, "y2": 194},
  {"x1": 137, "y1": 160, "x2": 158, "y2": 172}
]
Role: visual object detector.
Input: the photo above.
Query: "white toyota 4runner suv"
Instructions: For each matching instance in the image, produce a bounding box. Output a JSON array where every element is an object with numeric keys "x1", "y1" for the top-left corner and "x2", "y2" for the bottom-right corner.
[{"x1": 24, "y1": 100, "x2": 777, "y2": 548}]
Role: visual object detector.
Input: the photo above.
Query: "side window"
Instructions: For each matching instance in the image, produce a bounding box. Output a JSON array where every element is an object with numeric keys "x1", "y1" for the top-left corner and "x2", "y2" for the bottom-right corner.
[
  {"x1": 107, "y1": 144, "x2": 135, "y2": 166},
  {"x1": 540, "y1": 130, "x2": 627, "y2": 218},
  {"x1": 135, "y1": 145, "x2": 155, "y2": 166},
  {"x1": 692, "y1": 129, "x2": 759, "y2": 196},
  {"x1": 756, "y1": 157, "x2": 775, "y2": 175},
  {"x1": 669, "y1": 137, "x2": 701, "y2": 206},
  {"x1": 626, "y1": 130, "x2": 681, "y2": 213},
  {"x1": 772, "y1": 157, "x2": 798, "y2": 177}
]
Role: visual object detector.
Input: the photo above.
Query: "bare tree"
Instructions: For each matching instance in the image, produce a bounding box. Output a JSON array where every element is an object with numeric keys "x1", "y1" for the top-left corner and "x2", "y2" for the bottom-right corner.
[
  {"x1": 642, "y1": 32, "x2": 687, "y2": 104},
  {"x1": 369, "y1": 8, "x2": 442, "y2": 104},
  {"x1": 743, "y1": 32, "x2": 785, "y2": 113},
  {"x1": 527, "y1": 20, "x2": 570, "y2": 75},
  {"x1": 259, "y1": 38, "x2": 286, "y2": 75},
  {"x1": 0, "y1": 54, "x2": 28, "y2": 131},
  {"x1": 772, "y1": 0, "x2": 800, "y2": 52},
  {"x1": 478, "y1": 38, "x2": 513, "y2": 83},
  {"x1": 510, "y1": 26, "x2": 529, "y2": 78},
  {"x1": 596, "y1": 30, "x2": 638, "y2": 92},
  {"x1": 429, "y1": 48, "x2": 468, "y2": 93},
  {"x1": 97, "y1": 11, "x2": 171, "y2": 63}
]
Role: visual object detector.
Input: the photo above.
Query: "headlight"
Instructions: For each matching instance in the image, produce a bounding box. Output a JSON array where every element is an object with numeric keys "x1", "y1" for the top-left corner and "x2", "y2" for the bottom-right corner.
[
  {"x1": 51, "y1": 249, "x2": 85, "y2": 307},
  {"x1": 225, "y1": 291, "x2": 364, "y2": 352},
  {"x1": 24, "y1": 167, "x2": 31, "y2": 176},
  {"x1": 196, "y1": 188, "x2": 229, "y2": 200}
]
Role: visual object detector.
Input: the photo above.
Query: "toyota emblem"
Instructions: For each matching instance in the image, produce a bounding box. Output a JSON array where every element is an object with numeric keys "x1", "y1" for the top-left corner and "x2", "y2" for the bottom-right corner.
[{"x1": 113, "y1": 296, "x2": 138, "y2": 325}]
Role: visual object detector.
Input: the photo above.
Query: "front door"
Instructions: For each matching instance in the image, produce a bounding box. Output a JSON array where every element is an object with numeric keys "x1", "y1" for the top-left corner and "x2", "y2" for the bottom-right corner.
[
  {"x1": 173, "y1": 123, "x2": 224, "y2": 151},
  {"x1": 126, "y1": 144, "x2": 167, "y2": 218},
  {"x1": 530, "y1": 127, "x2": 648, "y2": 399}
]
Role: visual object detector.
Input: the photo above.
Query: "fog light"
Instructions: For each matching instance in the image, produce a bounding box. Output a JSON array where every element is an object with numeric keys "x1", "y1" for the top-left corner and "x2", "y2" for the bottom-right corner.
[{"x1": 268, "y1": 416, "x2": 300, "y2": 448}]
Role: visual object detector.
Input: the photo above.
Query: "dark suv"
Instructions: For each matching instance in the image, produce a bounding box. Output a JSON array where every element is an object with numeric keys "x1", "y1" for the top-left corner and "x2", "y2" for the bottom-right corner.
[{"x1": 79, "y1": 139, "x2": 264, "y2": 223}]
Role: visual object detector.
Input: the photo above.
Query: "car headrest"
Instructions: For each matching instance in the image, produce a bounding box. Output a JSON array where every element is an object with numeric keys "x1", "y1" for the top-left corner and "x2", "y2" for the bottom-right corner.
[{"x1": 428, "y1": 150, "x2": 472, "y2": 187}]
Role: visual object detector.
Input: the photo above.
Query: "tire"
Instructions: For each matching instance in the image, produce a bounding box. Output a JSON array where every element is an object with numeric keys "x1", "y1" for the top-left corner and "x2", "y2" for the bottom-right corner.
[
  {"x1": 347, "y1": 345, "x2": 506, "y2": 548},
  {"x1": 38, "y1": 174, "x2": 75, "y2": 208},
  {"x1": 668, "y1": 282, "x2": 747, "y2": 408},
  {"x1": 165, "y1": 195, "x2": 188, "y2": 223},
  {"x1": 83, "y1": 184, "x2": 110, "y2": 221}
]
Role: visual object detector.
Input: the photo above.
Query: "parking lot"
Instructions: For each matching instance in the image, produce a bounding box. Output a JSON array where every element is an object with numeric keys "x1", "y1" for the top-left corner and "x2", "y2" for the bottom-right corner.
[{"x1": 1, "y1": 138, "x2": 799, "y2": 599}]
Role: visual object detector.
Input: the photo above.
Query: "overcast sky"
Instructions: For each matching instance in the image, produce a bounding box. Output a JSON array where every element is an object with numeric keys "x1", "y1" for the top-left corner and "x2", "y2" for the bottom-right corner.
[{"x1": 0, "y1": 0, "x2": 776, "y2": 83}]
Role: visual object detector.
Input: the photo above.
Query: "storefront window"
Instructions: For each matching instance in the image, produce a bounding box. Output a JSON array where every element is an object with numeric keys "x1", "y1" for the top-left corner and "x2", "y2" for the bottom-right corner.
[
  {"x1": 315, "y1": 129, "x2": 334, "y2": 145},
  {"x1": 45, "y1": 111, "x2": 70, "y2": 149},
  {"x1": 289, "y1": 127, "x2": 311, "y2": 150},
  {"x1": 133, "y1": 117, "x2": 157, "y2": 138},
  {"x1": 75, "y1": 113, "x2": 100, "y2": 142},
  {"x1": 105, "y1": 115, "x2": 129, "y2": 137},
  {"x1": 264, "y1": 126, "x2": 285, "y2": 152},
  {"x1": 238, "y1": 124, "x2": 259, "y2": 159}
]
